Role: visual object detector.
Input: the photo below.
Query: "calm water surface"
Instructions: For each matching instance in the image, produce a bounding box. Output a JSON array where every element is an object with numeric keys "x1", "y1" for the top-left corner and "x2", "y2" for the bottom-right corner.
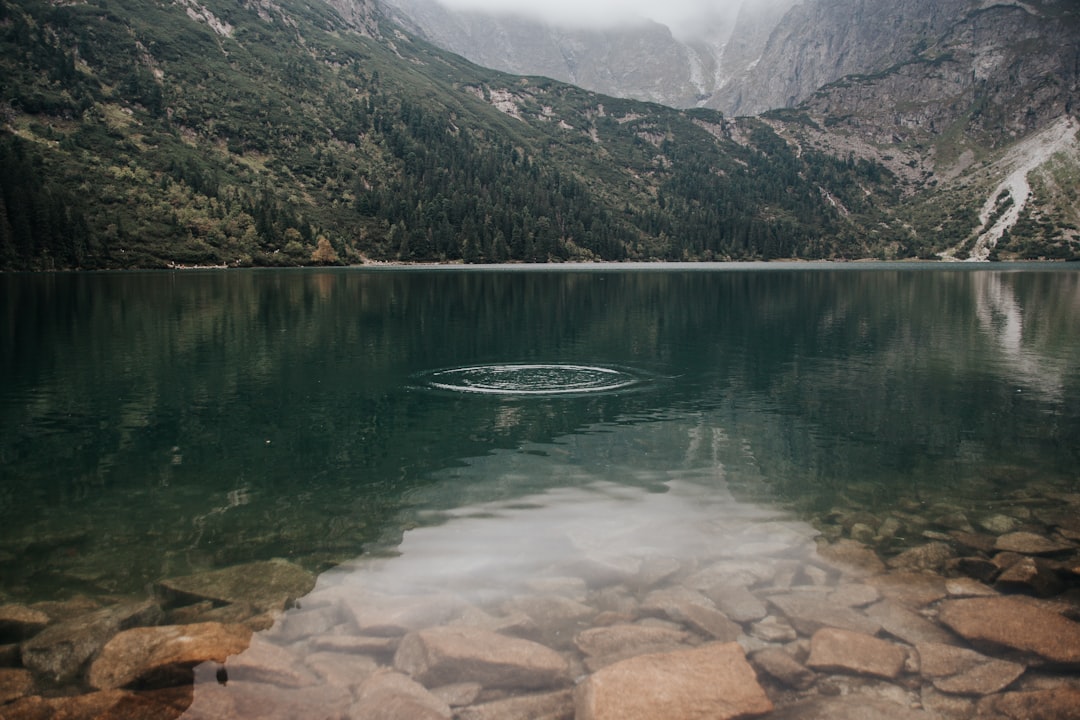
[{"x1": 2, "y1": 264, "x2": 1079, "y2": 603}]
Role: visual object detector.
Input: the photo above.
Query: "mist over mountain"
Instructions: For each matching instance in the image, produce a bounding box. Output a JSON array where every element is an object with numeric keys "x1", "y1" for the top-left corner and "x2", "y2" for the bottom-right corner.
[{"x1": 0, "y1": 0, "x2": 1077, "y2": 269}]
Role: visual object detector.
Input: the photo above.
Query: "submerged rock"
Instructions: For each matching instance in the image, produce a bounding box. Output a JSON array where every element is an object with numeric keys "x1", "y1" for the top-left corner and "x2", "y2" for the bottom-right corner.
[
  {"x1": 769, "y1": 591, "x2": 881, "y2": 636},
  {"x1": 995, "y1": 556, "x2": 1065, "y2": 597},
  {"x1": 981, "y1": 685, "x2": 1080, "y2": 720},
  {"x1": 350, "y1": 670, "x2": 452, "y2": 720},
  {"x1": 768, "y1": 697, "x2": 939, "y2": 720},
  {"x1": 393, "y1": 626, "x2": 570, "y2": 690},
  {"x1": 0, "y1": 667, "x2": 34, "y2": 704},
  {"x1": 938, "y1": 597, "x2": 1080, "y2": 665},
  {"x1": 916, "y1": 641, "x2": 1025, "y2": 695},
  {"x1": 574, "y1": 624, "x2": 692, "y2": 660},
  {"x1": 994, "y1": 532, "x2": 1074, "y2": 556},
  {"x1": 574, "y1": 642, "x2": 773, "y2": 720},
  {"x1": 157, "y1": 559, "x2": 315, "y2": 613},
  {"x1": 886, "y1": 542, "x2": 955, "y2": 572},
  {"x1": 703, "y1": 586, "x2": 767, "y2": 624},
  {"x1": 87, "y1": 622, "x2": 252, "y2": 690},
  {"x1": 0, "y1": 604, "x2": 49, "y2": 642},
  {"x1": 456, "y1": 689, "x2": 574, "y2": 720},
  {"x1": 750, "y1": 647, "x2": 816, "y2": 690},
  {"x1": 805, "y1": 628, "x2": 906, "y2": 680},
  {"x1": 20, "y1": 599, "x2": 162, "y2": 683}
]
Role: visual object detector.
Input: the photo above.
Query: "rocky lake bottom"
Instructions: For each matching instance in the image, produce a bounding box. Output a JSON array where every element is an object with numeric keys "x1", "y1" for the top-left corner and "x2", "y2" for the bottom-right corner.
[{"x1": 1, "y1": 470, "x2": 1079, "y2": 720}]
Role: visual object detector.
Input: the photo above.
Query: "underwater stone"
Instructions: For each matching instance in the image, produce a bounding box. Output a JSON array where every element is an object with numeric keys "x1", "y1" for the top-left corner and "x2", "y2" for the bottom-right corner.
[
  {"x1": 0, "y1": 604, "x2": 49, "y2": 642},
  {"x1": 575, "y1": 642, "x2": 772, "y2": 720},
  {"x1": 815, "y1": 539, "x2": 885, "y2": 575},
  {"x1": 88, "y1": 622, "x2": 252, "y2": 690},
  {"x1": 994, "y1": 532, "x2": 1075, "y2": 556},
  {"x1": 750, "y1": 647, "x2": 816, "y2": 690},
  {"x1": 456, "y1": 689, "x2": 574, "y2": 720},
  {"x1": 351, "y1": 670, "x2": 452, "y2": 720},
  {"x1": 574, "y1": 624, "x2": 692, "y2": 660},
  {"x1": 20, "y1": 599, "x2": 162, "y2": 683},
  {"x1": 979, "y1": 515, "x2": 1019, "y2": 535},
  {"x1": 863, "y1": 600, "x2": 957, "y2": 647},
  {"x1": 886, "y1": 542, "x2": 955, "y2": 572},
  {"x1": 768, "y1": 592, "x2": 882, "y2": 637},
  {"x1": 980, "y1": 686, "x2": 1080, "y2": 720},
  {"x1": 703, "y1": 585, "x2": 767, "y2": 624},
  {"x1": 0, "y1": 668, "x2": 34, "y2": 704},
  {"x1": 938, "y1": 597, "x2": 1080, "y2": 665},
  {"x1": 806, "y1": 628, "x2": 906, "y2": 679},
  {"x1": 394, "y1": 626, "x2": 571, "y2": 690},
  {"x1": 916, "y1": 641, "x2": 1025, "y2": 696},
  {"x1": 995, "y1": 556, "x2": 1065, "y2": 597},
  {"x1": 157, "y1": 559, "x2": 316, "y2": 612}
]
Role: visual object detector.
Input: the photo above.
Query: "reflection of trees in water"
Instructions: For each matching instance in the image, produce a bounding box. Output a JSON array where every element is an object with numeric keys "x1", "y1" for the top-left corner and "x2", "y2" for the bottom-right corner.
[{"x1": 1, "y1": 268, "x2": 1078, "y2": 599}]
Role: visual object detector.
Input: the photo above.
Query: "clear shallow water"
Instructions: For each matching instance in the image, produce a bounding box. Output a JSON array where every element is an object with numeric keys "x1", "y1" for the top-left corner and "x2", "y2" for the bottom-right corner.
[{"x1": 2, "y1": 264, "x2": 1079, "y2": 603}]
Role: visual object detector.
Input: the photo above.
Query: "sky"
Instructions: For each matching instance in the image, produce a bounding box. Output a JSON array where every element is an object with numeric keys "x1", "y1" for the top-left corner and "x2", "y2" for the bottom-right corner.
[{"x1": 436, "y1": 0, "x2": 749, "y2": 36}]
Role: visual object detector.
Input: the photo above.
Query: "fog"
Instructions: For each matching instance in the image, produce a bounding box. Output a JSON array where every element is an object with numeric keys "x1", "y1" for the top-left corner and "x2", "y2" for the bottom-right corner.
[{"x1": 435, "y1": 0, "x2": 750, "y2": 37}]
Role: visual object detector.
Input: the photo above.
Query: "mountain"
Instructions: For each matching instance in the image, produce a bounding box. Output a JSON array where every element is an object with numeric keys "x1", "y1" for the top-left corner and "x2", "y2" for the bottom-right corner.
[
  {"x1": 0, "y1": 0, "x2": 1077, "y2": 269},
  {"x1": 0, "y1": 0, "x2": 910, "y2": 270},
  {"x1": 384, "y1": 0, "x2": 1080, "y2": 261}
]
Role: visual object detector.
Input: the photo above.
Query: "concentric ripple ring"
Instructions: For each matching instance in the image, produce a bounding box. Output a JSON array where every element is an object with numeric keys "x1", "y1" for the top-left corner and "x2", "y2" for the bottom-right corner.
[{"x1": 422, "y1": 364, "x2": 641, "y2": 396}]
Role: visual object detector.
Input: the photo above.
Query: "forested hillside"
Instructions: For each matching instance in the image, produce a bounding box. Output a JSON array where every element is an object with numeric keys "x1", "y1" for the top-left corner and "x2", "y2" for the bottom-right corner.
[{"x1": 0, "y1": 0, "x2": 911, "y2": 269}]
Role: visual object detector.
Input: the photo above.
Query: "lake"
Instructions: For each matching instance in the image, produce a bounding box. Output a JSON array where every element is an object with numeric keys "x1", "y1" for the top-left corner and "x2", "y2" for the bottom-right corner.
[{"x1": 2, "y1": 264, "x2": 1079, "y2": 718}]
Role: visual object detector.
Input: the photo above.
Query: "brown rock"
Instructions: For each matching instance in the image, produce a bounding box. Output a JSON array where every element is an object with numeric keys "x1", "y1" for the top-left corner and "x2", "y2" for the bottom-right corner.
[
  {"x1": 158, "y1": 559, "x2": 315, "y2": 613},
  {"x1": 950, "y1": 531, "x2": 998, "y2": 554},
  {"x1": 350, "y1": 670, "x2": 452, "y2": 720},
  {"x1": 769, "y1": 696, "x2": 940, "y2": 720},
  {"x1": 749, "y1": 615, "x2": 798, "y2": 643},
  {"x1": 995, "y1": 556, "x2": 1066, "y2": 597},
  {"x1": 865, "y1": 572, "x2": 946, "y2": 608},
  {"x1": 0, "y1": 667, "x2": 34, "y2": 704},
  {"x1": 864, "y1": 601, "x2": 958, "y2": 646},
  {"x1": 750, "y1": 647, "x2": 816, "y2": 690},
  {"x1": 948, "y1": 557, "x2": 1000, "y2": 583},
  {"x1": 88, "y1": 622, "x2": 253, "y2": 690},
  {"x1": 304, "y1": 651, "x2": 380, "y2": 689},
  {"x1": 983, "y1": 685, "x2": 1080, "y2": 720},
  {"x1": 308, "y1": 634, "x2": 397, "y2": 656},
  {"x1": 678, "y1": 603, "x2": 741, "y2": 641},
  {"x1": 805, "y1": 628, "x2": 906, "y2": 679},
  {"x1": 429, "y1": 682, "x2": 482, "y2": 708},
  {"x1": 1, "y1": 689, "x2": 130, "y2": 720},
  {"x1": 768, "y1": 591, "x2": 882, "y2": 636},
  {"x1": 393, "y1": 626, "x2": 570, "y2": 690},
  {"x1": 944, "y1": 577, "x2": 998, "y2": 598},
  {"x1": 96, "y1": 686, "x2": 194, "y2": 720},
  {"x1": 574, "y1": 642, "x2": 773, "y2": 720},
  {"x1": 180, "y1": 680, "x2": 351, "y2": 720},
  {"x1": 574, "y1": 624, "x2": 691, "y2": 659},
  {"x1": 887, "y1": 542, "x2": 955, "y2": 572},
  {"x1": 827, "y1": 583, "x2": 881, "y2": 608},
  {"x1": 20, "y1": 600, "x2": 162, "y2": 683},
  {"x1": 994, "y1": 532, "x2": 1074, "y2": 555},
  {"x1": 917, "y1": 641, "x2": 1025, "y2": 695},
  {"x1": 224, "y1": 637, "x2": 317, "y2": 688},
  {"x1": 938, "y1": 597, "x2": 1080, "y2": 665},
  {"x1": 456, "y1": 689, "x2": 574, "y2": 720},
  {"x1": 343, "y1": 592, "x2": 466, "y2": 638},
  {"x1": 816, "y1": 539, "x2": 886, "y2": 575},
  {"x1": 703, "y1": 586, "x2": 767, "y2": 623},
  {"x1": 0, "y1": 605, "x2": 49, "y2": 642}
]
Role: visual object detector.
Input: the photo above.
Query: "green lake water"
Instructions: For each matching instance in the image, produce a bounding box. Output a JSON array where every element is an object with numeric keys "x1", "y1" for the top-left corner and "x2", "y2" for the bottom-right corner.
[{"x1": 2, "y1": 264, "x2": 1079, "y2": 605}]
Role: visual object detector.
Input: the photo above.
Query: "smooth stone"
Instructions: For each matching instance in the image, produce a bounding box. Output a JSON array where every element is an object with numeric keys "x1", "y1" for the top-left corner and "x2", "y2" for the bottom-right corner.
[
  {"x1": 350, "y1": 670, "x2": 451, "y2": 720},
  {"x1": 944, "y1": 577, "x2": 998, "y2": 598},
  {"x1": 864, "y1": 600, "x2": 958, "y2": 646},
  {"x1": 0, "y1": 667, "x2": 34, "y2": 704},
  {"x1": 703, "y1": 586, "x2": 767, "y2": 623},
  {"x1": 979, "y1": 514, "x2": 1019, "y2": 534},
  {"x1": 980, "y1": 685, "x2": 1080, "y2": 720},
  {"x1": 750, "y1": 647, "x2": 816, "y2": 690},
  {"x1": 502, "y1": 594, "x2": 595, "y2": 627},
  {"x1": 994, "y1": 532, "x2": 1074, "y2": 555},
  {"x1": 574, "y1": 642, "x2": 773, "y2": 720},
  {"x1": 639, "y1": 587, "x2": 714, "y2": 619},
  {"x1": 865, "y1": 572, "x2": 947, "y2": 608},
  {"x1": 88, "y1": 622, "x2": 253, "y2": 690},
  {"x1": 938, "y1": 597, "x2": 1080, "y2": 665},
  {"x1": 805, "y1": 628, "x2": 906, "y2": 679},
  {"x1": 886, "y1": 542, "x2": 955, "y2": 572},
  {"x1": 815, "y1": 539, "x2": 886, "y2": 575},
  {"x1": 265, "y1": 605, "x2": 341, "y2": 642},
  {"x1": 28, "y1": 595, "x2": 100, "y2": 622},
  {"x1": 1, "y1": 689, "x2": 132, "y2": 720},
  {"x1": 456, "y1": 689, "x2": 574, "y2": 720},
  {"x1": 574, "y1": 624, "x2": 692, "y2": 659},
  {"x1": 934, "y1": 511, "x2": 974, "y2": 533},
  {"x1": 916, "y1": 641, "x2": 1025, "y2": 695},
  {"x1": 224, "y1": 636, "x2": 318, "y2": 688},
  {"x1": 20, "y1": 599, "x2": 162, "y2": 683},
  {"x1": 850, "y1": 523, "x2": 876, "y2": 544},
  {"x1": 995, "y1": 556, "x2": 1066, "y2": 597},
  {"x1": 828, "y1": 583, "x2": 881, "y2": 608},
  {"x1": 430, "y1": 682, "x2": 483, "y2": 708},
  {"x1": 308, "y1": 633, "x2": 397, "y2": 656},
  {"x1": 768, "y1": 591, "x2": 882, "y2": 636},
  {"x1": 302, "y1": 651, "x2": 379, "y2": 690},
  {"x1": 0, "y1": 604, "x2": 49, "y2": 642},
  {"x1": 919, "y1": 686, "x2": 976, "y2": 718},
  {"x1": 769, "y1": 696, "x2": 940, "y2": 720},
  {"x1": 343, "y1": 592, "x2": 467, "y2": 637},
  {"x1": 629, "y1": 557, "x2": 684, "y2": 591},
  {"x1": 684, "y1": 560, "x2": 777, "y2": 590},
  {"x1": 158, "y1": 559, "x2": 315, "y2": 612},
  {"x1": 749, "y1": 615, "x2": 798, "y2": 643},
  {"x1": 393, "y1": 626, "x2": 570, "y2": 690},
  {"x1": 948, "y1": 557, "x2": 1000, "y2": 583},
  {"x1": 877, "y1": 517, "x2": 904, "y2": 540},
  {"x1": 450, "y1": 607, "x2": 539, "y2": 638},
  {"x1": 677, "y1": 603, "x2": 741, "y2": 641},
  {"x1": 181, "y1": 679, "x2": 351, "y2": 720},
  {"x1": 950, "y1": 531, "x2": 998, "y2": 554}
]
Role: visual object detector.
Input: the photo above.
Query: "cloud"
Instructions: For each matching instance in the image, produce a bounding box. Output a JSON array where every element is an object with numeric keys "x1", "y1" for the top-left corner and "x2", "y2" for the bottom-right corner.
[{"x1": 435, "y1": 0, "x2": 747, "y2": 36}]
